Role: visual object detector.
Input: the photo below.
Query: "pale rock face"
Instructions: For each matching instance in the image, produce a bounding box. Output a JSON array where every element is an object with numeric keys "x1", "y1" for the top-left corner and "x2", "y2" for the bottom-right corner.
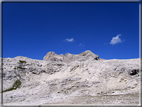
[
  {"x1": 43, "y1": 51, "x2": 63, "y2": 62},
  {"x1": 43, "y1": 50, "x2": 100, "y2": 63},
  {"x1": 1, "y1": 50, "x2": 141, "y2": 105}
]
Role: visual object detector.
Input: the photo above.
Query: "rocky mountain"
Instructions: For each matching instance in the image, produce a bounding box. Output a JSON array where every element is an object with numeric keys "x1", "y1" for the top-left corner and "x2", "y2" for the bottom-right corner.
[
  {"x1": 43, "y1": 50, "x2": 100, "y2": 62},
  {"x1": 0, "y1": 50, "x2": 141, "y2": 105}
]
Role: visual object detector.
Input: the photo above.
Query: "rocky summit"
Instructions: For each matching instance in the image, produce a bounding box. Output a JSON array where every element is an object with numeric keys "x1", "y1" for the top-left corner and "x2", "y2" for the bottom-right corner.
[
  {"x1": 43, "y1": 50, "x2": 100, "y2": 62},
  {"x1": 0, "y1": 50, "x2": 141, "y2": 106}
]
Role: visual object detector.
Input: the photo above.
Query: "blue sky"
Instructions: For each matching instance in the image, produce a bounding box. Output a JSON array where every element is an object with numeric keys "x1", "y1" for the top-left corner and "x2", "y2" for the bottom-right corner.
[{"x1": 3, "y1": 3, "x2": 139, "y2": 60}]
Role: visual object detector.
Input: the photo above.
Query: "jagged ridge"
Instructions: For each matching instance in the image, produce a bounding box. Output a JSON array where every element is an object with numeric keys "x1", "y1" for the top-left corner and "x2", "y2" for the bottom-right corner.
[{"x1": 43, "y1": 50, "x2": 100, "y2": 62}]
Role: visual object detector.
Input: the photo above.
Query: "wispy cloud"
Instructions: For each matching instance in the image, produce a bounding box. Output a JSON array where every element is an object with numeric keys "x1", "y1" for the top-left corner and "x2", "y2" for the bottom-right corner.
[
  {"x1": 79, "y1": 43, "x2": 84, "y2": 47},
  {"x1": 65, "y1": 38, "x2": 74, "y2": 42},
  {"x1": 110, "y1": 34, "x2": 123, "y2": 45}
]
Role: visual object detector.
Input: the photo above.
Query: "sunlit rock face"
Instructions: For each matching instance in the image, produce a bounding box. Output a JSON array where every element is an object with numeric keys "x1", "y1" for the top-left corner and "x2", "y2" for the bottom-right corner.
[
  {"x1": 1, "y1": 50, "x2": 141, "y2": 105},
  {"x1": 43, "y1": 51, "x2": 64, "y2": 62},
  {"x1": 43, "y1": 50, "x2": 100, "y2": 62}
]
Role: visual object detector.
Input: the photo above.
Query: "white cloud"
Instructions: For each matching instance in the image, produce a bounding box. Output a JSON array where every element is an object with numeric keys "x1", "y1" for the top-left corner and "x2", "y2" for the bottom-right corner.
[
  {"x1": 110, "y1": 34, "x2": 122, "y2": 45},
  {"x1": 65, "y1": 38, "x2": 74, "y2": 42},
  {"x1": 79, "y1": 43, "x2": 84, "y2": 47}
]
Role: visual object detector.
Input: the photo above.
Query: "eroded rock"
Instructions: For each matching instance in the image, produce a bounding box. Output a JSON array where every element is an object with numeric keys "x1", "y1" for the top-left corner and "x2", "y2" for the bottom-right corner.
[{"x1": 1, "y1": 51, "x2": 140, "y2": 105}]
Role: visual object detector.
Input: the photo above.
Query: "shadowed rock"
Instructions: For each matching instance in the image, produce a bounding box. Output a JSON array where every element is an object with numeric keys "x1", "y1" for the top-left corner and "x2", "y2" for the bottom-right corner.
[{"x1": 129, "y1": 69, "x2": 139, "y2": 75}]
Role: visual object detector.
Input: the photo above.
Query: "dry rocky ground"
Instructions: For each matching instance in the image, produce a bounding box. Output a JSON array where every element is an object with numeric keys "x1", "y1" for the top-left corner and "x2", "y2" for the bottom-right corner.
[{"x1": 0, "y1": 50, "x2": 141, "y2": 106}]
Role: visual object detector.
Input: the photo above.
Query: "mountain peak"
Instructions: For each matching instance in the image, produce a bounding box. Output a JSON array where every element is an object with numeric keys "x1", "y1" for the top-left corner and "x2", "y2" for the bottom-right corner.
[
  {"x1": 79, "y1": 50, "x2": 94, "y2": 56},
  {"x1": 43, "y1": 50, "x2": 100, "y2": 62}
]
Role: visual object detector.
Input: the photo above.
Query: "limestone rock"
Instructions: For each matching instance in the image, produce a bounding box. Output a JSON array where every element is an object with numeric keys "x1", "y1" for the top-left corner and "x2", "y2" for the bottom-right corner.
[
  {"x1": 43, "y1": 51, "x2": 63, "y2": 62},
  {"x1": 1, "y1": 51, "x2": 141, "y2": 105},
  {"x1": 43, "y1": 50, "x2": 100, "y2": 62}
]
